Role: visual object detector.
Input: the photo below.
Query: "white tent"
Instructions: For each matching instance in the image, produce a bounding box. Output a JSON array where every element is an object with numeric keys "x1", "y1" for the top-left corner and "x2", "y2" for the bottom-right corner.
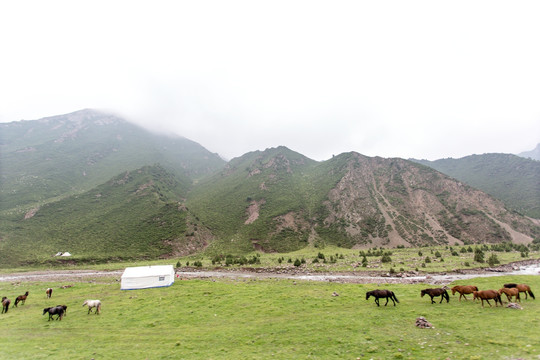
[{"x1": 120, "y1": 265, "x2": 175, "y2": 290}]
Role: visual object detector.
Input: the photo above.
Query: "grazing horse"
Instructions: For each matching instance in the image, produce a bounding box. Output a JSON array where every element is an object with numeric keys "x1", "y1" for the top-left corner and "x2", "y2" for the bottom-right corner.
[
  {"x1": 56, "y1": 305, "x2": 67, "y2": 316},
  {"x1": 366, "y1": 289, "x2": 399, "y2": 307},
  {"x1": 504, "y1": 283, "x2": 535, "y2": 300},
  {"x1": 421, "y1": 288, "x2": 450, "y2": 304},
  {"x1": 473, "y1": 290, "x2": 503, "y2": 307},
  {"x1": 43, "y1": 306, "x2": 65, "y2": 321},
  {"x1": 14, "y1": 291, "x2": 29, "y2": 307},
  {"x1": 1, "y1": 297, "x2": 10, "y2": 314},
  {"x1": 499, "y1": 288, "x2": 520, "y2": 303},
  {"x1": 82, "y1": 300, "x2": 101, "y2": 314},
  {"x1": 451, "y1": 285, "x2": 478, "y2": 301},
  {"x1": 46, "y1": 288, "x2": 53, "y2": 298}
]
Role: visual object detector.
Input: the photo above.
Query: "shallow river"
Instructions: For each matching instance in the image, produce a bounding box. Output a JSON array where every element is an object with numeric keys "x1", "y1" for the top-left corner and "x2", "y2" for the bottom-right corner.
[{"x1": 1, "y1": 262, "x2": 539, "y2": 284}]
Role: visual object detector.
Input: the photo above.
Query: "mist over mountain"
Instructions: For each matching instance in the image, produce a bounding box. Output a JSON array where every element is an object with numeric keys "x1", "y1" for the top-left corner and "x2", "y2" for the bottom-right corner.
[
  {"x1": 0, "y1": 110, "x2": 538, "y2": 266},
  {"x1": 0, "y1": 109, "x2": 225, "y2": 212},
  {"x1": 518, "y1": 143, "x2": 540, "y2": 161}
]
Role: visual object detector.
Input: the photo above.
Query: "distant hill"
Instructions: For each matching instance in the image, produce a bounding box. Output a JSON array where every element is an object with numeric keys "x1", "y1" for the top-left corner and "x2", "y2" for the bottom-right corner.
[
  {"x1": 0, "y1": 110, "x2": 538, "y2": 267},
  {"x1": 518, "y1": 143, "x2": 540, "y2": 161},
  {"x1": 0, "y1": 109, "x2": 226, "y2": 213},
  {"x1": 413, "y1": 154, "x2": 540, "y2": 219},
  {"x1": 188, "y1": 148, "x2": 539, "y2": 254},
  {"x1": 0, "y1": 165, "x2": 211, "y2": 266}
]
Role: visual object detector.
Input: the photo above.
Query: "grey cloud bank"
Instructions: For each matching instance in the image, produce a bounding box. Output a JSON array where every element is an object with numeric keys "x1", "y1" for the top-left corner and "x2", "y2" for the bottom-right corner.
[{"x1": 1, "y1": 1, "x2": 539, "y2": 161}]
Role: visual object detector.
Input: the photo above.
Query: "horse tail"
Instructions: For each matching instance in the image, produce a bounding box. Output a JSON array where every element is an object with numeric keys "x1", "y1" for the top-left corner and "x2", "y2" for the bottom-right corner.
[
  {"x1": 528, "y1": 290, "x2": 535, "y2": 299},
  {"x1": 392, "y1": 292, "x2": 399, "y2": 303},
  {"x1": 14, "y1": 298, "x2": 19, "y2": 307}
]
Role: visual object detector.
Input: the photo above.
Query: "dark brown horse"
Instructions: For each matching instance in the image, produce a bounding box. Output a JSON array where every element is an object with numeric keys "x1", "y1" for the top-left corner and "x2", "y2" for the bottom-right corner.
[
  {"x1": 46, "y1": 288, "x2": 53, "y2": 298},
  {"x1": 1, "y1": 297, "x2": 10, "y2": 314},
  {"x1": 56, "y1": 305, "x2": 67, "y2": 316},
  {"x1": 473, "y1": 290, "x2": 502, "y2": 307},
  {"x1": 43, "y1": 306, "x2": 65, "y2": 321},
  {"x1": 499, "y1": 287, "x2": 520, "y2": 303},
  {"x1": 421, "y1": 288, "x2": 450, "y2": 304},
  {"x1": 366, "y1": 289, "x2": 399, "y2": 307},
  {"x1": 504, "y1": 283, "x2": 535, "y2": 300},
  {"x1": 451, "y1": 285, "x2": 478, "y2": 301},
  {"x1": 14, "y1": 291, "x2": 29, "y2": 307}
]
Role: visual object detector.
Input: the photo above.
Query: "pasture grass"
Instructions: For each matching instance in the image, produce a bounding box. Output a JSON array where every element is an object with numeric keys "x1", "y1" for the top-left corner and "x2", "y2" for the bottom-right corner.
[{"x1": 1, "y1": 275, "x2": 539, "y2": 359}]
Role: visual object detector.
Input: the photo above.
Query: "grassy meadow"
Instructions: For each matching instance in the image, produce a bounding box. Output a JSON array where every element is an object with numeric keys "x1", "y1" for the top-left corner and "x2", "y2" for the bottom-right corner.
[{"x1": 1, "y1": 273, "x2": 539, "y2": 359}]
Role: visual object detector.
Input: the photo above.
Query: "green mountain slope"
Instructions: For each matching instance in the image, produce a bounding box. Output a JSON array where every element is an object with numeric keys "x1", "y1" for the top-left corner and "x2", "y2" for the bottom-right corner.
[
  {"x1": 0, "y1": 165, "x2": 210, "y2": 267},
  {"x1": 188, "y1": 149, "x2": 539, "y2": 254},
  {"x1": 413, "y1": 154, "x2": 540, "y2": 218},
  {"x1": 0, "y1": 109, "x2": 225, "y2": 213}
]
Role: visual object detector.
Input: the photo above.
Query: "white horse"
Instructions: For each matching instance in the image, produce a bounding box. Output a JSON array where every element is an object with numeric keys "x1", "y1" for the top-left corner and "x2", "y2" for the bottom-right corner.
[{"x1": 82, "y1": 299, "x2": 101, "y2": 314}]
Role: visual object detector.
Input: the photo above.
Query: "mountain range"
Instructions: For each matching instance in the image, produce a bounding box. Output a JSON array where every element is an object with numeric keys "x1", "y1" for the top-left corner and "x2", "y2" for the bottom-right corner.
[{"x1": 1, "y1": 109, "x2": 538, "y2": 266}]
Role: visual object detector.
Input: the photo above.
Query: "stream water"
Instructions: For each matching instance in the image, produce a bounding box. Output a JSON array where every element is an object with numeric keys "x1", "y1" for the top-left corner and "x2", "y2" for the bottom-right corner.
[{"x1": 1, "y1": 262, "x2": 539, "y2": 283}]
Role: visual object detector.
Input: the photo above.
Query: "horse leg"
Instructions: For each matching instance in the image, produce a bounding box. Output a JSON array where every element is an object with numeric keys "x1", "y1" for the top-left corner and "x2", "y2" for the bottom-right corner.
[
  {"x1": 384, "y1": 297, "x2": 389, "y2": 306},
  {"x1": 430, "y1": 296, "x2": 435, "y2": 304},
  {"x1": 375, "y1": 298, "x2": 380, "y2": 307}
]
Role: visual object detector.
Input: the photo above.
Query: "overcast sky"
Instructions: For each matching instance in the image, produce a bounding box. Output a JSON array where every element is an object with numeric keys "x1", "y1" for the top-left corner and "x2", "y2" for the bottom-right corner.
[{"x1": 1, "y1": 1, "x2": 539, "y2": 161}]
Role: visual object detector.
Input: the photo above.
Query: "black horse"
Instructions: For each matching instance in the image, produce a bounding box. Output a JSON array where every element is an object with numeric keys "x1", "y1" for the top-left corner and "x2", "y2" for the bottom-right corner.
[
  {"x1": 14, "y1": 291, "x2": 29, "y2": 307},
  {"x1": 366, "y1": 289, "x2": 399, "y2": 306},
  {"x1": 421, "y1": 288, "x2": 450, "y2": 304},
  {"x1": 43, "y1": 306, "x2": 65, "y2": 321},
  {"x1": 2, "y1": 297, "x2": 10, "y2": 314}
]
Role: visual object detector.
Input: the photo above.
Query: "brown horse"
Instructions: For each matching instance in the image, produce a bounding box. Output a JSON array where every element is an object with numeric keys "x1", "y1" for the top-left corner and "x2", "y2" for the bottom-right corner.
[
  {"x1": 499, "y1": 287, "x2": 520, "y2": 303},
  {"x1": 366, "y1": 289, "x2": 399, "y2": 307},
  {"x1": 1, "y1": 297, "x2": 10, "y2": 314},
  {"x1": 14, "y1": 291, "x2": 29, "y2": 307},
  {"x1": 451, "y1": 285, "x2": 478, "y2": 301},
  {"x1": 421, "y1": 288, "x2": 450, "y2": 304},
  {"x1": 504, "y1": 283, "x2": 535, "y2": 300},
  {"x1": 46, "y1": 288, "x2": 53, "y2": 298},
  {"x1": 473, "y1": 290, "x2": 503, "y2": 307}
]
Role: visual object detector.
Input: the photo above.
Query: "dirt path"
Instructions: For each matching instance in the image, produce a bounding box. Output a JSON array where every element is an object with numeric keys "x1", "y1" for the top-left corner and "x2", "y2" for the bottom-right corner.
[{"x1": 1, "y1": 259, "x2": 538, "y2": 285}]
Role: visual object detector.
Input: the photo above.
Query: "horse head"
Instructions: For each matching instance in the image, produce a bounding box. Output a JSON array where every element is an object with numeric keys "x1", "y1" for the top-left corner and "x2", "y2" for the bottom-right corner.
[{"x1": 420, "y1": 290, "x2": 426, "y2": 297}]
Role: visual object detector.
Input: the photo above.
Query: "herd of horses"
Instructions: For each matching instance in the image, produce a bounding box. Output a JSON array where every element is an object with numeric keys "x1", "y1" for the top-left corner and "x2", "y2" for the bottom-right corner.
[
  {"x1": 1, "y1": 288, "x2": 101, "y2": 320},
  {"x1": 366, "y1": 283, "x2": 535, "y2": 307}
]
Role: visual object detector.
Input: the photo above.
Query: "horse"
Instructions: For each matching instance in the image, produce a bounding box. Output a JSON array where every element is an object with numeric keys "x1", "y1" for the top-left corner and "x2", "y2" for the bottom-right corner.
[
  {"x1": 14, "y1": 291, "x2": 29, "y2": 307},
  {"x1": 56, "y1": 305, "x2": 67, "y2": 316},
  {"x1": 46, "y1": 288, "x2": 53, "y2": 298},
  {"x1": 366, "y1": 289, "x2": 399, "y2": 307},
  {"x1": 473, "y1": 290, "x2": 503, "y2": 307},
  {"x1": 1, "y1": 297, "x2": 10, "y2": 314},
  {"x1": 43, "y1": 306, "x2": 65, "y2": 321},
  {"x1": 421, "y1": 288, "x2": 450, "y2": 304},
  {"x1": 82, "y1": 300, "x2": 101, "y2": 314},
  {"x1": 504, "y1": 283, "x2": 535, "y2": 300},
  {"x1": 451, "y1": 285, "x2": 478, "y2": 301},
  {"x1": 499, "y1": 287, "x2": 520, "y2": 303}
]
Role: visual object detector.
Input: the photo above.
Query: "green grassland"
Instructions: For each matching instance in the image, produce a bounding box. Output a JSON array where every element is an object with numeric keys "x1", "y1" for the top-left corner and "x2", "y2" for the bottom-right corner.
[{"x1": 1, "y1": 274, "x2": 539, "y2": 359}]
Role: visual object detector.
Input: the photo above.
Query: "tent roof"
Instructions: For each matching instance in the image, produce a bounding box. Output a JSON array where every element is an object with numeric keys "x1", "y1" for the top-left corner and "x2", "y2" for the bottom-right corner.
[{"x1": 121, "y1": 265, "x2": 174, "y2": 278}]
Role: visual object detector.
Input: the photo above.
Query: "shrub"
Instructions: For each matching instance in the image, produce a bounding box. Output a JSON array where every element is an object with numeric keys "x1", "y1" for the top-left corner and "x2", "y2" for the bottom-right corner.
[
  {"x1": 487, "y1": 254, "x2": 500, "y2": 266},
  {"x1": 424, "y1": 256, "x2": 431, "y2": 263},
  {"x1": 474, "y1": 250, "x2": 485, "y2": 263},
  {"x1": 293, "y1": 258, "x2": 301, "y2": 267},
  {"x1": 418, "y1": 250, "x2": 423, "y2": 256},
  {"x1": 381, "y1": 254, "x2": 392, "y2": 263}
]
